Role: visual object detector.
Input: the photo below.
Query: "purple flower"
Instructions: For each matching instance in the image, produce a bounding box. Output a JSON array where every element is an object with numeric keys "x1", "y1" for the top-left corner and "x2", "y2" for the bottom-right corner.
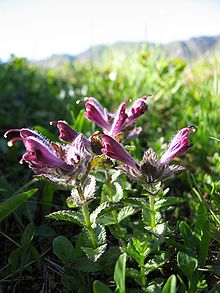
[
  {"x1": 84, "y1": 96, "x2": 148, "y2": 138},
  {"x1": 126, "y1": 96, "x2": 148, "y2": 126},
  {"x1": 4, "y1": 127, "x2": 92, "y2": 186},
  {"x1": 84, "y1": 98, "x2": 112, "y2": 132},
  {"x1": 50, "y1": 120, "x2": 78, "y2": 142},
  {"x1": 101, "y1": 127, "x2": 196, "y2": 183},
  {"x1": 109, "y1": 102, "x2": 128, "y2": 137},
  {"x1": 160, "y1": 126, "x2": 197, "y2": 165},
  {"x1": 101, "y1": 134, "x2": 140, "y2": 172}
]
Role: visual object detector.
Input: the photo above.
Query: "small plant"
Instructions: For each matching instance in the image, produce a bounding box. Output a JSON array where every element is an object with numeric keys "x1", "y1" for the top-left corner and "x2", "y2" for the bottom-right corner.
[{"x1": 4, "y1": 95, "x2": 209, "y2": 292}]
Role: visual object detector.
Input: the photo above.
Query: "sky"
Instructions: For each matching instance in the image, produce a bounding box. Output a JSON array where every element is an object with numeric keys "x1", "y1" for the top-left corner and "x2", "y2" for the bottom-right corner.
[{"x1": 0, "y1": 0, "x2": 220, "y2": 60}]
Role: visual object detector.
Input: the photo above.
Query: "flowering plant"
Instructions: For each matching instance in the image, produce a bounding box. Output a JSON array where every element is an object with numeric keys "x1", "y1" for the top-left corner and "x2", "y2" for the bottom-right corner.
[{"x1": 4, "y1": 96, "x2": 196, "y2": 291}]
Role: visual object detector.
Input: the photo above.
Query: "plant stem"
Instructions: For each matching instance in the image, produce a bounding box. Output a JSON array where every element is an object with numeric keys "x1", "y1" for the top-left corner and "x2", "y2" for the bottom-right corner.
[
  {"x1": 140, "y1": 262, "x2": 146, "y2": 288},
  {"x1": 82, "y1": 202, "x2": 97, "y2": 249},
  {"x1": 149, "y1": 194, "x2": 155, "y2": 228},
  {"x1": 106, "y1": 174, "x2": 126, "y2": 248}
]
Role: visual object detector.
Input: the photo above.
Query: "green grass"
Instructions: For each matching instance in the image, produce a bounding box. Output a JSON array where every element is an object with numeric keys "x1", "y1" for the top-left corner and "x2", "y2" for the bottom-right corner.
[{"x1": 0, "y1": 50, "x2": 220, "y2": 292}]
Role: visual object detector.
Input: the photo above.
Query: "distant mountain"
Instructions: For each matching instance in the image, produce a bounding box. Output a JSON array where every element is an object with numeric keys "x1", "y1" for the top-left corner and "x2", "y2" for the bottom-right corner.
[
  {"x1": 164, "y1": 35, "x2": 220, "y2": 59},
  {"x1": 37, "y1": 35, "x2": 220, "y2": 67}
]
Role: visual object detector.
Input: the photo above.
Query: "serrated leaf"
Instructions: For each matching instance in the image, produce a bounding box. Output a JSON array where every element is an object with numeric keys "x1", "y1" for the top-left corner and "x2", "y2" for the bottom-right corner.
[
  {"x1": 162, "y1": 275, "x2": 177, "y2": 293},
  {"x1": 94, "y1": 202, "x2": 123, "y2": 226},
  {"x1": 142, "y1": 207, "x2": 161, "y2": 228},
  {"x1": 93, "y1": 280, "x2": 113, "y2": 293},
  {"x1": 66, "y1": 196, "x2": 79, "y2": 208},
  {"x1": 123, "y1": 198, "x2": 147, "y2": 208},
  {"x1": 53, "y1": 236, "x2": 75, "y2": 265},
  {"x1": 0, "y1": 189, "x2": 38, "y2": 221},
  {"x1": 47, "y1": 210, "x2": 84, "y2": 225},
  {"x1": 90, "y1": 202, "x2": 109, "y2": 223},
  {"x1": 111, "y1": 170, "x2": 121, "y2": 183},
  {"x1": 97, "y1": 214, "x2": 116, "y2": 226},
  {"x1": 83, "y1": 175, "x2": 96, "y2": 200},
  {"x1": 82, "y1": 244, "x2": 107, "y2": 262},
  {"x1": 118, "y1": 206, "x2": 137, "y2": 223},
  {"x1": 113, "y1": 182, "x2": 123, "y2": 202},
  {"x1": 155, "y1": 197, "x2": 184, "y2": 210},
  {"x1": 114, "y1": 253, "x2": 127, "y2": 293},
  {"x1": 126, "y1": 242, "x2": 142, "y2": 264},
  {"x1": 94, "y1": 224, "x2": 106, "y2": 246},
  {"x1": 144, "y1": 253, "x2": 167, "y2": 275}
]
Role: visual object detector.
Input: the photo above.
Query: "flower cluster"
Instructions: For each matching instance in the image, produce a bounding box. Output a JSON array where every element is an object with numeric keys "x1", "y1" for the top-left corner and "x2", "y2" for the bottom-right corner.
[
  {"x1": 4, "y1": 121, "x2": 92, "y2": 186},
  {"x1": 101, "y1": 125, "x2": 196, "y2": 184},
  {"x1": 4, "y1": 97, "x2": 196, "y2": 187},
  {"x1": 84, "y1": 96, "x2": 148, "y2": 139}
]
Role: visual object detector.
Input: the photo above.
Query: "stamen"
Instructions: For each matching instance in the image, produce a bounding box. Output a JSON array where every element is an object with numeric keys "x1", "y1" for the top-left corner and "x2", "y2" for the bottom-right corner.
[
  {"x1": 7, "y1": 137, "x2": 23, "y2": 147},
  {"x1": 4, "y1": 129, "x2": 21, "y2": 138},
  {"x1": 188, "y1": 125, "x2": 197, "y2": 133},
  {"x1": 76, "y1": 99, "x2": 82, "y2": 104},
  {"x1": 50, "y1": 121, "x2": 57, "y2": 126}
]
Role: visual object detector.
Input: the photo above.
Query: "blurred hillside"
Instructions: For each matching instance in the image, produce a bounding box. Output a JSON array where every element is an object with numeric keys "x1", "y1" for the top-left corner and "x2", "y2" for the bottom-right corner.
[{"x1": 37, "y1": 35, "x2": 220, "y2": 68}]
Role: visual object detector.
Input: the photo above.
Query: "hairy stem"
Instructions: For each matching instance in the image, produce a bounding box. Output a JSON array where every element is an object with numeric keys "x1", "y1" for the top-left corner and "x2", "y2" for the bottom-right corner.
[
  {"x1": 77, "y1": 185, "x2": 97, "y2": 249},
  {"x1": 149, "y1": 194, "x2": 156, "y2": 228},
  {"x1": 106, "y1": 174, "x2": 126, "y2": 248},
  {"x1": 140, "y1": 262, "x2": 146, "y2": 288},
  {"x1": 82, "y1": 203, "x2": 97, "y2": 249}
]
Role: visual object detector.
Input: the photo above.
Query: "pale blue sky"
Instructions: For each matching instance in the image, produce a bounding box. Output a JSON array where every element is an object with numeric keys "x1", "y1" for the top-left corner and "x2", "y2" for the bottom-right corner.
[{"x1": 0, "y1": 0, "x2": 219, "y2": 60}]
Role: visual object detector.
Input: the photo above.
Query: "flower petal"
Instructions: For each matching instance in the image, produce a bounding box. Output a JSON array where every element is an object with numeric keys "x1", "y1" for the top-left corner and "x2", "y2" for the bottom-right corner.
[
  {"x1": 84, "y1": 97, "x2": 111, "y2": 131},
  {"x1": 50, "y1": 120, "x2": 78, "y2": 142},
  {"x1": 126, "y1": 96, "x2": 148, "y2": 125},
  {"x1": 109, "y1": 102, "x2": 128, "y2": 136},
  {"x1": 22, "y1": 136, "x2": 69, "y2": 170},
  {"x1": 160, "y1": 126, "x2": 196, "y2": 165},
  {"x1": 101, "y1": 134, "x2": 140, "y2": 171}
]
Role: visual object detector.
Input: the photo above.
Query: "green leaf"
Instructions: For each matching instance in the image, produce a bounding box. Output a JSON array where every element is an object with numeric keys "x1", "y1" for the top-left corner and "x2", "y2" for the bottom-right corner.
[
  {"x1": 113, "y1": 182, "x2": 124, "y2": 202},
  {"x1": 94, "y1": 224, "x2": 106, "y2": 246},
  {"x1": 83, "y1": 175, "x2": 96, "y2": 200},
  {"x1": 162, "y1": 275, "x2": 177, "y2": 293},
  {"x1": 123, "y1": 198, "x2": 147, "y2": 208},
  {"x1": 21, "y1": 222, "x2": 35, "y2": 247},
  {"x1": 114, "y1": 253, "x2": 127, "y2": 293},
  {"x1": 47, "y1": 210, "x2": 84, "y2": 225},
  {"x1": 179, "y1": 222, "x2": 196, "y2": 252},
  {"x1": 126, "y1": 268, "x2": 142, "y2": 286},
  {"x1": 66, "y1": 196, "x2": 79, "y2": 208},
  {"x1": 0, "y1": 189, "x2": 38, "y2": 221},
  {"x1": 144, "y1": 253, "x2": 167, "y2": 275},
  {"x1": 118, "y1": 206, "x2": 137, "y2": 223},
  {"x1": 41, "y1": 182, "x2": 54, "y2": 216},
  {"x1": 142, "y1": 207, "x2": 161, "y2": 228},
  {"x1": 91, "y1": 202, "x2": 109, "y2": 223},
  {"x1": 35, "y1": 224, "x2": 56, "y2": 238},
  {"x1": 177, "y1": 251, "x2": 198, "y2": 280},
  {"x1": 155, "y1": 197, "x2": 183, "y2": 210},
  {"x1": 198, "y1": 220, "x2": 211, "y2": 267},
  {"x1": 71, "y1": 257, "x2": 101, "y2": 273},
  {"x1": 8, "y1": 247, "x2": 22, "y2": 274},
  {"x1": 111, "y1": 170, "x2": 121, "y2": 183},
  {"x1": 93, "y1": 280, "x2": 113, "y2": 293},
  {"x1": 73, "y1": 109, "x2": 88, "y2": 132},
  {"x1": 82, "y1": 244, "x2": 107, "y2": 262},
  {"x1": 53, "y1": 236, "x2": 75, "y2": 265}
]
